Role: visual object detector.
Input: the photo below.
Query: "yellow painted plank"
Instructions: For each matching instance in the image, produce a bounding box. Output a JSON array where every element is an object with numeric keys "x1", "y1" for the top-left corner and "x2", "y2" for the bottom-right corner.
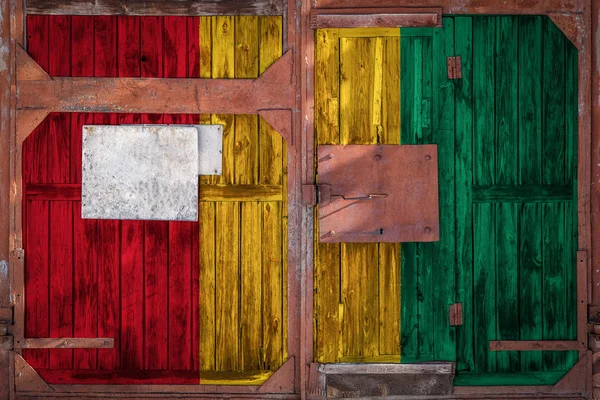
[
  {"x1": 262, "y1": 201, "x2": 283, "y2": 370},
  {"x1": 234, "y1": 16, "x2": 259, "y2": 186},
  {"x1": 240, "y1": 202, "x2": 263, "y2": 370},
  {"x1": 199, "y1": 202, "x2": 216, "y2": 371},
  {"x1": 235, "y1": 16, "x2": 263, "y2": 372},
  {"x1": 258, "y1": 16, "x2": 284, "y2": 371},
  {"x1": 339, "y1": 36, "x2": 380, "y2": 359},
  {"x1": 314, "y1": 28, "x2": 341, "y2": 363},
  {"x1": 215, "y1": 202, "x2": 240, "y2": 371},
  {"x1": 199, "y1": 17, "x2": 212, "y2": 185},
  {"x1": 259, "y1": 17, "x2": 283, "y2": 186},
  {"x1": 211, "y1": 16, "x2": 235, "y2": 185},
  {"x1": 378, "y1": 36, "x2": 401, "y2": 356}
]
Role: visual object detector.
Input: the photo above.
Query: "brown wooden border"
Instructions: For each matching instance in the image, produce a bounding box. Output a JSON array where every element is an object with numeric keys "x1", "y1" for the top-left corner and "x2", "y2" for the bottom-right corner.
[{"x1": 309, "y1": 7, "x2": 442, "y2": 28}]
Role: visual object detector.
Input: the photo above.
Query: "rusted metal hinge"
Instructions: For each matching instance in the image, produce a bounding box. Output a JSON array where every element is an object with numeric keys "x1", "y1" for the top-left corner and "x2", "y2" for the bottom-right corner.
[
  {"x1": 447, "y1": 56, "x2": 462, "y2": 79},
  {"x1": 449, "y1": 303, "x2": 463, "y2": 326}
]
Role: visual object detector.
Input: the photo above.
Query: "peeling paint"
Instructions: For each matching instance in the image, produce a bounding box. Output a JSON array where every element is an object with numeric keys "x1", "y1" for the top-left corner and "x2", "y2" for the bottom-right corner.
[{"x1": 0, "y1": 260, "x2": 7, "y2": 280}]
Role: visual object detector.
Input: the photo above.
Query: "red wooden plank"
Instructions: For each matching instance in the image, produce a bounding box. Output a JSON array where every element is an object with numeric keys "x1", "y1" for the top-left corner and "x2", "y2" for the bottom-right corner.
[
  {"x1": 163, "y1": 16, "x2": 192, "y2": 371},
  {"x1": 117, "y1": 16, "x2": 145, "y2": 372},
  {"x1": 24, "y1": 200, "x2": 50, "y2": 368},
  {"x1": 47, "y1": 16, "x2": 74, "y2": 370},
  {"x1": 94, "y1": 15, "x2": 121, "y2": 371},
  {"x1": 48, "y1": 202, "x2": 74, "y2": 369},
  {"x1": 73, "y1": 202, "x2": 98, "y2": 369},
  {"x1": 71, "y1": 15, "x2": 95, "y2": 184},
  {"x1": 144, "y1": 221, "x2": 169, "y2": 370},
  {"x1": 187, "y1": 16, "x2": 201, "y2": 373}
]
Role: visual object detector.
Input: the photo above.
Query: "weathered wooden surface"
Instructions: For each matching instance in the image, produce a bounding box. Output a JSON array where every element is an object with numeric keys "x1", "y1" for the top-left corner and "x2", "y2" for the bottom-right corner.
[
  {"x1": 20, "y1": 338, "x2": 114, "y2": 349},
  {"x1": 313, "y1": 28, "x2": 401, "y2": 363},
  {"x1": 26, "y1": 0, "x2": 284, "y2": 15},
  {"x1": 400, "y1": 16, "x2": 579, "y2": 387},
  {"x1": 310, "y1": 8, "x2": 441, "y2": 29},
  {"x1": 22, "y1": 15, "x2": 287, "y2": 385}
]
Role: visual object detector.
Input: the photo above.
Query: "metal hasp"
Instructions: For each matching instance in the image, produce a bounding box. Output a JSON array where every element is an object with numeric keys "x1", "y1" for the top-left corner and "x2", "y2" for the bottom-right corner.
[{"x1": 317, "y1": 144, "x2": 440, "y2": 243}]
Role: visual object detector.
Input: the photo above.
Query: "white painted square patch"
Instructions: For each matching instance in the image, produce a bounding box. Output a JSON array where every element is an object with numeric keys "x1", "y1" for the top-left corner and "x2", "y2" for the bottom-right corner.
[{"x1": 82, "y1": 125, "x2": 199, "y2": 221}]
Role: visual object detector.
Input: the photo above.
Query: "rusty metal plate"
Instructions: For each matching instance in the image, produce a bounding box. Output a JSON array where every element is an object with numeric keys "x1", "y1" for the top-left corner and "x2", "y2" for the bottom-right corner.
[{"x1": 317, "y1": 145, "x2": 439, "y2": 243}]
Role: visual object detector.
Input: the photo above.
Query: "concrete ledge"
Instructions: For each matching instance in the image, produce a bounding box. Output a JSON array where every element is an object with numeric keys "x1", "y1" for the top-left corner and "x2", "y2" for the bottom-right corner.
[{"x1": 318, "y1": 363, "x2": 455, "y2": 398}]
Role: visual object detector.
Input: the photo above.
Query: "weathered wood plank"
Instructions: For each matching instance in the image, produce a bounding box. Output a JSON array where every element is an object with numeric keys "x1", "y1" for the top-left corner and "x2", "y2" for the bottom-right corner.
[
  {"x1": 472, "y1": 185, "x2": 573, "y2": 202},
  {"x1": 453, "y1": 16, "x2": 474, "y2": 372},
  {"x1": 259, "y1": 16, "x2": 284, "y2": 372},
  {"x1": 518, "y1": 16, "x2": 543, "y2": 372},
  {"x1": 215, "y1": 202, "x2": 240, "y2": 371},
  {"x1": 199, "y1": 202, "x2": 216, "y2": 372},
  {"x1": 339, "y1": 36, "x2": 379, "y2": 359},
  {"x1": 26, "y1": 0, "x2": 284, "y2": 16},
  {"x1": 21, "y1": 338, "x2": 114, "y2": 349},
  {"x1": 378, "y1": 34, "x2": 400, "y2": 356},
  {"x1": 314, "y1": 28, "x2": 340, "y2": 363}
]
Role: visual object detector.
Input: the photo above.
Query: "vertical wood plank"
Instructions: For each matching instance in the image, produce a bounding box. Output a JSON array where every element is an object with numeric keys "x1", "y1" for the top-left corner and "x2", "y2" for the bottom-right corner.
[
  {"x1": 494, "y1": 16, "x2": 519, "y2": 373},
  {"x1": 117, "y1": 15, "x2": 144, "y2": 372},
  {"x1": 199, "y1": 203, "x2": 216, "y2": 371},
  {"x1": 339, "y1": 36, "x2": 379, "y2": 358},
  {"x1": 314, "y1": 28, "x2": 341, "y2": 363},
  {"x1": 541, "y1": 17, "x2": 567, "y2": 372},
  {"x1": 453, "y1": 16, "x2": 474, "y2": 372},
  {"x1": 215, "y1": 203, "x2": 240, "y2": 370},
  {"x1": 259, "y1": 16, "x2": 284, "y2": 370},
  {"x1": 70, "y1": 16, "x2": 97, "y2": 372},
  {"x1": 518, "y1": 16, "x2": 543, "y2": 371},
  {"x1": 378, "y1": 35, "x2": 400, "y2": 356},
  {"x1": 73, "y1": 203, "x2": 98, "y2": 369},
  {"x1": 163, "y1": 16, "x2": 193, "y2": 372},
  {"x1": 472, "y1": 16, "x2": 496, "y2": 372},
  {"x1": 93, "y1": 16, "x2": 120, "y2": 371},
  {"x1": 198, "y1": 16, "x2": 213, "y2": 138},
  {"x1": 24, "y1": 201, "x2": 49, "y2": 368},
  {"x1": 235, "y1": 16, "x2": 263, "y2": 371},
  {"x1": 47, "y1": 15, "x2": 74, "y2": 370},
  {"x1": 211, "y1": 16, "x2": 235, "y2": 185}
]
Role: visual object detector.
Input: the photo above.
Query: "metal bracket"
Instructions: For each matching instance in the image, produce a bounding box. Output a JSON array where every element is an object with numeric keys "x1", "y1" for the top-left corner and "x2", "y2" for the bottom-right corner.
[
  {"x1": 447, "y1": 56, "x2": 462, "y2": 79},
  {"x1": 449, "y1": 303, "x2": 463, "y2": 326}
]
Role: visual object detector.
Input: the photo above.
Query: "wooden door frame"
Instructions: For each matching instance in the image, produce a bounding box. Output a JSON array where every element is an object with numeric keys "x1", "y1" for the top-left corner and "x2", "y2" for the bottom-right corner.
[{"x1": 301, "y1": 1, "x2": 595, "y2": 400}]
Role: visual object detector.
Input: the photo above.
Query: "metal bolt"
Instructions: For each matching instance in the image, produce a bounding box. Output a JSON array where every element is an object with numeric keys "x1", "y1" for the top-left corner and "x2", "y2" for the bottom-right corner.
[
  {"x1": 425, "y1": 155, "x2": 432, "y2": 161},
  {"x1": 425, "y1": 227, "x2": 432, "y2": 234},
  {"x1": 374, "y1": 155, "x2": 381, "y2": 161}
]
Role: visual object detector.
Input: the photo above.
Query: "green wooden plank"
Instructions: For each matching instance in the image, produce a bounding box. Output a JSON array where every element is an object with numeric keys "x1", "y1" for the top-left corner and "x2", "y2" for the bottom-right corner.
[
  {"x1": 399, "y1": 36, "x2": 419, "y2": 362},
  {"x1": 518, "y1": 16, "x2": 543, "y2": 371},
  {"x1": 399, "y1": 28, "x2": 434, "y2": 37},
  {"x1": 472, "y1": 16, "x2": 496, "y2": 373},
  {"x1": 453, "y1": 16, "x2": 474, "y2": 372},
  {"x1": 473, "y1": 16, "x2": 495, "y2": 188},
  {"x1": 541, "y1": 17, "x2": 568, "y2": 372},
  {"x1": 431, "y1": 17, "x2": 455, "y2": 362},
  {"x1": 496, "y1": 203, "x2": 519, "y2": 372},
  {"x1": 472, "y1": 185, "x2": 573, "y2": 203},
  {"x1": 473, "y1": 203, "x2": 497, "y2": 373},
  {"x1": 453, "y1": 371, "x2": 566, "y2": 386}
]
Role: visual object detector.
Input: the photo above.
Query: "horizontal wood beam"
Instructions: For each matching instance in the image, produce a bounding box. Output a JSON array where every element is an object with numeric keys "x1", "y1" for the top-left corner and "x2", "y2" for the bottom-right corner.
[
  {"x1": 25, "y1": 183, "x2": 283, "y2": 202},
  {"x1": 19, "y1": 338, "x2": 114, "y2": 349},
  {"x1": 310, "y1": 7, "x2": 441, "y2": 29},
  {"x1": 490, "y1": 340, "x2": 583, "y2": 351},
  {"x1": 16, "y1": 47, "x2": 293, "y2": 143},
  {"x1": 312, "y1": 0, "x2": 582, "y2": 14},
  {"x1": 26, "y1": 0, "x2": 283, "y2": 15}
]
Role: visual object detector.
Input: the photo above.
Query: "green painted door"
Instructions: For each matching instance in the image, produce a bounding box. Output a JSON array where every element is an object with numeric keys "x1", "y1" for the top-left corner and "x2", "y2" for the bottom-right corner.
[{"x1": 401, "y1": 16, "x2": 579, "y2": 386}]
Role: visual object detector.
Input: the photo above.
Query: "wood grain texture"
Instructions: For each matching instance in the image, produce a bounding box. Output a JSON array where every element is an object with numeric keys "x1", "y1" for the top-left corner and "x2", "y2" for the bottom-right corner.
[
  {"x1": 314, "y1": 28, "x2": 401, "y2": 363},
  {"x1": 26, "y1": 0, "x2": 284, "y2": 16}
]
